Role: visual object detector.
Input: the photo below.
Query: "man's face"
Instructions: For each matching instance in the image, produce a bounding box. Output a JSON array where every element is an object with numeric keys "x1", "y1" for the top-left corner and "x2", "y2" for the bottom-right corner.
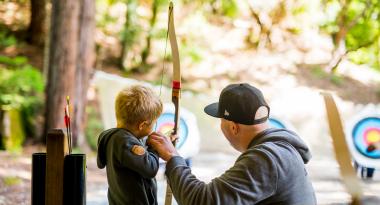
[{"x1": 220, "y1": 118, "x2": 239, "y2": 150}]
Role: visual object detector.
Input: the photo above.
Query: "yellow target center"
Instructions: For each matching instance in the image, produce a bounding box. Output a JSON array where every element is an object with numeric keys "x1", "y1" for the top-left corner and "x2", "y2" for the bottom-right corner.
[
  {"x1": 367, "y1": 130, "x2": 380, "y2": 143},
  {"x1": 159, "y1": 125, "x2": 174, "y2": 136}
]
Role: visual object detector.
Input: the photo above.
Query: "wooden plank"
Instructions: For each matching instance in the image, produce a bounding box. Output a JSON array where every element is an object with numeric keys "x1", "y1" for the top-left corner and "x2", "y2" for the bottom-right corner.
[{"x1": 45, "y1": 129, "x2": 68, "y2": 205}]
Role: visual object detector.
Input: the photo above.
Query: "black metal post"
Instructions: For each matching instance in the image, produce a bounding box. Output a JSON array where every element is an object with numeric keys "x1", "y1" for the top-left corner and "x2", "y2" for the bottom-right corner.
[
  {"x1": 32, "y1": 153, "x2": 46, "y2": 205},
  {"x1": 63, "y1": 154, "x2": 86, "y2": 205}
]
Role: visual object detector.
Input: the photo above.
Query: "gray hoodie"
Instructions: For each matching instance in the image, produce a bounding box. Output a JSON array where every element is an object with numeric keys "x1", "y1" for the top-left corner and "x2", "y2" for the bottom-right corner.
[
  {"x1": 165, "y1": 128, "x2": 317, "y2": 205},
  {"x1": 97, "y1": 128, "x2": 159, "y2": 205}
]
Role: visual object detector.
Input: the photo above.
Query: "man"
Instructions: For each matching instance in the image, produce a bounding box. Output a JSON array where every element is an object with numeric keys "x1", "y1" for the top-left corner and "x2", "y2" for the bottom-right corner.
[{"x1": 148, "y1": 83, "x2": 317, "y2": 205}]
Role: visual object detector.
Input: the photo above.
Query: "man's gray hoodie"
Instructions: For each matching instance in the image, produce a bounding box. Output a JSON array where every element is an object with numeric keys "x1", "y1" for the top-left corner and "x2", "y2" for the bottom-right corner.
[
  {"x1": 165, "y1": 128, "x2": 317, "y2": 205},
  {"x1": 97, "y1": 128, "x2": 159, "y2": 205}
]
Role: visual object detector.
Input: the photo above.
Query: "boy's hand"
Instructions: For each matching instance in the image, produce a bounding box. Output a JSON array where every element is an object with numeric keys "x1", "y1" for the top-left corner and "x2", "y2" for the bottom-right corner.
[{"x1": 148, "y1": 132, "x2": 179, "y2": 161}]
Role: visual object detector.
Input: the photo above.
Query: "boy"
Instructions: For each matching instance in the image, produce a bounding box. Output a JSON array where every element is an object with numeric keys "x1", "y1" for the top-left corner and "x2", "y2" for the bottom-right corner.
[{"x1": 97, "y1": 85, "x2": 162, "y2": 205}]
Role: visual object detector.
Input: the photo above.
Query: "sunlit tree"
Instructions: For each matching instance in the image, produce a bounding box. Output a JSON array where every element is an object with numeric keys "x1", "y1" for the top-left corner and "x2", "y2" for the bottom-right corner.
[{"x1": 321, "y1": 0, "x2": 380, "y2": 72}]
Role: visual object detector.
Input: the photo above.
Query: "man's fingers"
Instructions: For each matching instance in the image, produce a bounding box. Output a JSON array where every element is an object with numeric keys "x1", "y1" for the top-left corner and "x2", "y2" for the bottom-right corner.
[
  {"x1": 170, "y1": 134, "x2": 179, "y2": 142},
  {"x1": 148, "y1": 134, "x2": 162, "y2": 142},
  {"x1": 148, "y1": 138, "x2": 161, "y2": 146},
  {"x1": 149, "y1": 133, "x2": 172, "y2": 143}
]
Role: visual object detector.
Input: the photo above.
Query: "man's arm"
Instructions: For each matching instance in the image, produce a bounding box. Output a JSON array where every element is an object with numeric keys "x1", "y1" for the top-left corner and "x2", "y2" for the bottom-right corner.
[{"x1": 148, "y1": 133, "x2": 278, "y2": 205}]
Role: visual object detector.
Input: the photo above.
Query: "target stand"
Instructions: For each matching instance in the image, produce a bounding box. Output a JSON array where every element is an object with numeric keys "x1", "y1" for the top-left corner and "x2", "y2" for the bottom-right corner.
[{"x1": 346, "y1": 111, "x2": 380, "y2": 179}]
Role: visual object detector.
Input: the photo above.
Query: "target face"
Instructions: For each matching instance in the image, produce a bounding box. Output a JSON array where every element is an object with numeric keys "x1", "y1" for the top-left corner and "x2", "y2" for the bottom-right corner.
[
  {"x1": 155, "y1": 112, "x2": 188, "y2": 149},
  {"x1": 352, "y1": 117, "x2": 380, "y2": 159},
  {"x1": 269, "y1": 118, "x2": 286, "y2": 129}
]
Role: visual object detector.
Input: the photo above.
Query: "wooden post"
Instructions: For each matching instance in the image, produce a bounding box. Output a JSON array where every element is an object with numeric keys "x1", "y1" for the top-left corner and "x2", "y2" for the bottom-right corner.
[{"x1": 45, "y1": 129, "x2": 68, "y2": 205}]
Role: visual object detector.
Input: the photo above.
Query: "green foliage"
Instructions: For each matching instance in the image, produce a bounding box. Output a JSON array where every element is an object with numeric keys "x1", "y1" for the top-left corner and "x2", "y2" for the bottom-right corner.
[
  {"x1": 348, "y1": 46, "x2": 379, "y2": 68},
  {"x1": 321, "y1": 0, "x2": 380, "y2": 70},
  {"x1": 152, "y1": 28, "x2": 168, "y2": 39},
  {"x1": 376, "y1": 86, "x2": 380, "y2": 97},
  {"x1": 311, "y1": 66, "x2": 344, "y2": 85},
  {"x1": 346, "y1": 21, "x2": 379, "y2": 49},
  {"x1": 291, "y1": 4, "x2": 307, "y2": 16},
  {"x1": 85, "y1": 106, "x2": 104, "y2": 151},
  {"x1": 4, "y1": 109, "x2": 25, "y2": 153},
  {"x1": 0, "y1": 55, "x2": 28, "y2": 67},
  {"x1": 0, "y1": 64, "x2": 44, "y2": 110},
  {"x1": 72, "y1": 147, "x2": 84, "y2": 154},
  {"x1": 3, "y1": 176, "x2": 21, "y2": 186},
  {"x1": 311, "y1": 66, "x2": 328, "y2": 78},
  {"x1": 219, "y1": 0, "x2": 239, "y2": 18},
  {"x1": 329, "y1": 74, "x2": 343, "y2": 85},
  {"x1": 95, "y1": 0, "x2": 118, "y2": 26},
  {"x1": 121, "y1": 0, "x2": 139, "y2": 45},
  {"x1": 184, "y1": 0, "x2": 239, "y2": 18},
  {"x1": 0, "y1": 31, "x2": 17, "y2": 48},
  {"x1": 181, "y1": 42, "x2": 203, "y2": 64},
  {"x1": 0, "y1": 55, "x2": 44, "y2": 142}
]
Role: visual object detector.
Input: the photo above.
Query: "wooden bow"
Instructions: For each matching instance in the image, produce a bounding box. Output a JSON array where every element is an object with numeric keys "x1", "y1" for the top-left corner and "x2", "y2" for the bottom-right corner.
[
  {"x1": 168, "y1": 1, "x2": 181, "y2": 142},
  {"x1": 165, "y1": 2, "x2": 181, "y2": 205},
  {"x1": 322, "y1": 92, "x2": 363, "y2": 204}
]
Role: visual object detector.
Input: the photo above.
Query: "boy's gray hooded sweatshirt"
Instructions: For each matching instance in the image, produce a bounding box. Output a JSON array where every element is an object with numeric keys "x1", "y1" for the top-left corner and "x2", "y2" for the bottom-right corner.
[
  {"x1": 166, "y1": 128, "x2": 317, "y2": 205},
  {"x1": 97, "y1": 128, "x2": 159, "y2": 205}
]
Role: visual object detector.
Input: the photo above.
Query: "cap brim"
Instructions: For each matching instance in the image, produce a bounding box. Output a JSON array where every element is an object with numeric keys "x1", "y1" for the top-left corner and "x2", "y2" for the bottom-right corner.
[{"x1": 204, "y1": 102, "x2": 220, "y2": 118}]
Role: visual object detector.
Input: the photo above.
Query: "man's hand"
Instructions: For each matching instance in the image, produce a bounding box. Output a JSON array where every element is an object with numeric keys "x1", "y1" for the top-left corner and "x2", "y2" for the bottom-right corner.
[{"x1": 147, "y1": 132, "x2": 179, "y2": 161}]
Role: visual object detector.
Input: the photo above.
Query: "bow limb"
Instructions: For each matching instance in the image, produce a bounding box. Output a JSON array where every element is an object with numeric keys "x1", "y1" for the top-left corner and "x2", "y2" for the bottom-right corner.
[
  {"x1": 322, "y1": 92, "x2": 363, "y2": 203},
  {"x1": 168, "y1": 1, "x2": 181, "y2": 139}
]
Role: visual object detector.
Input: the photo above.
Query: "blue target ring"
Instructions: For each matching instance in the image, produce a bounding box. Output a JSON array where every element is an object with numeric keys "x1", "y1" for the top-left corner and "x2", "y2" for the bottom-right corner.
[
  {"x1": 155, "y1": 112, "x2": 188, "y2": 149},
  {"x1": 352, "y1": 117, "x2": 380, "y2": 159},
  {"x1": 269, "y1": 118, "x2": 286, "y2": 129}
]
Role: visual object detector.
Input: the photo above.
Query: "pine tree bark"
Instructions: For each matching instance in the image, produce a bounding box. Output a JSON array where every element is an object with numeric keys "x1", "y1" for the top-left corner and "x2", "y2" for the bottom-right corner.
[
  {"x1": 72, "y1": 0, "x2": 95, "y2": 147},
  {"x1": 28, "y1": 0, "x2": 47, "y2": 46},
  {"x1": 43, "y1": 0, "x2": 80, "y2": 141}
]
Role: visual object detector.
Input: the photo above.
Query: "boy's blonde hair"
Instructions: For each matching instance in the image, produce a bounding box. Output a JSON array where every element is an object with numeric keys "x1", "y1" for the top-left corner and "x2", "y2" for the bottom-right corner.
[{"x1": 115, "y1": 85, "x2": 162, "y2": 126}]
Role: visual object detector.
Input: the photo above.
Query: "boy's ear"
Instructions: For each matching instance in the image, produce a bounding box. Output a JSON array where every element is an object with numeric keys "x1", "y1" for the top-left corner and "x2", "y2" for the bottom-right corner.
[{"x1": 138, "y1": 120, "x2": 149, "y2": 130}]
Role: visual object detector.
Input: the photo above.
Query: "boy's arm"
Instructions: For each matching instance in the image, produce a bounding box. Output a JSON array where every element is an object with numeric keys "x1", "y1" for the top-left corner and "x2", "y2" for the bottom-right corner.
[{"x1": 117, "y1": 136, "x2": 159, "y2": 178}]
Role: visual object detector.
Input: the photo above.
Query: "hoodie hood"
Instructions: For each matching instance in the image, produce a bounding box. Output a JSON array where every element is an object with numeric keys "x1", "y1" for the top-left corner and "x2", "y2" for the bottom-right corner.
[
  {"x1": 97, "y1": 128, "x2": 120, "y2": 169},
  {"x1": 249, "y1": 128, "x2": 312, "y2": 164}
]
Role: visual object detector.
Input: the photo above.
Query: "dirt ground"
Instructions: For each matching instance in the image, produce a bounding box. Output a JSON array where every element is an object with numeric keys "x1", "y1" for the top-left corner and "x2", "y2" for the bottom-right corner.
[{"x1": 1, "y1": 145, "x2": 380, "y2": 205}]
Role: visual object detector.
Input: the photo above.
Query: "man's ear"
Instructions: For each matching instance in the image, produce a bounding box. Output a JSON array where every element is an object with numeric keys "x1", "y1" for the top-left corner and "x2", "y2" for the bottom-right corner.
[{"x1": 231, "y1": 122, "x2": 239, "y2": 135}]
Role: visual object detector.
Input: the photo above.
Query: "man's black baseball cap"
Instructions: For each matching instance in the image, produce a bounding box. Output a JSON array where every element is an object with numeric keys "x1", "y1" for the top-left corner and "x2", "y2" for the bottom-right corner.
[{"x1": 204, "y1": 83, "x2": 270, "y2": 125}]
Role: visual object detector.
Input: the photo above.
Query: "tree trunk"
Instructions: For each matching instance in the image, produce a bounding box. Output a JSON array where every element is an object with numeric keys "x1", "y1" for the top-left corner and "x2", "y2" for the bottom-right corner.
[
  {"x1": 120, "y1": 0, "x2": 138, "y2": 70},
  {"x1": 324, "y1": 24, "x2": 348, "y2": 73},
  {"x1": 43, "y1": 0, "x2": 80, "y2": 142},
  {"x1": 246, "y1": 0, "x2": 271, "y2": 49},
  {"x1": 28, "y1": 0, "x2": 47, "y2": 46},
  {"x1": 141, "y1": 0, "x2": 159, "y2": 66},
  {"x1": 325, "y1": 38, "x2": 347, "y2": 73},
  {"x1": 0, "y1": 110, "x2": 4, "y2": 150},
  {"x1": 72, "y1": 0, "x2": 95, "y2": 148}
]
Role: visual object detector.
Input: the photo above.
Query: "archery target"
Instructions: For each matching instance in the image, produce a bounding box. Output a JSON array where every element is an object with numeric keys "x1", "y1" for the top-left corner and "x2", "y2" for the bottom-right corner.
[
  {"x1": 351, "y1": 117, "x2": 380, "y2": 159},
  {"x1": 269, "y1": 118, "x2": 287, "y2": 129},
  {"x1": 269, "y1": 117, "x2": 296, "y2": 132},
  {"x1": 155, "y1": 112, "x2": 188, "y2": 149},
  {"x1": 346, "y1": 108, "x2": 380, "y2": 169},
  {"x1": 154, "y1": 103, "x2": 200, "y2": 160}
]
